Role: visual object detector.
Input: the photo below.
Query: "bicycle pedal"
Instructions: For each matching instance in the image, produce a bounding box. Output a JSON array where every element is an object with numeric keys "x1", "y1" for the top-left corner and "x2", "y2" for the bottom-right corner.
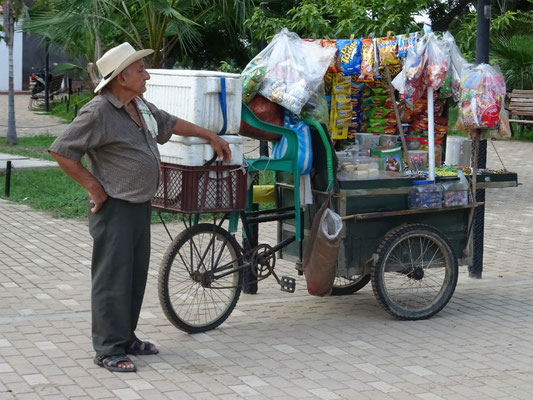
[{"x1": 280, "y1": 276, "x2": 296, "y2": 293}]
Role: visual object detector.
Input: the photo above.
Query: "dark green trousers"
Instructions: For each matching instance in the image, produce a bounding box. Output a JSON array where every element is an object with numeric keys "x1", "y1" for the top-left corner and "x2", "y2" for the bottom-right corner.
[{"x1": 88, "y1": 197, "x2": 151, "y2": 357}]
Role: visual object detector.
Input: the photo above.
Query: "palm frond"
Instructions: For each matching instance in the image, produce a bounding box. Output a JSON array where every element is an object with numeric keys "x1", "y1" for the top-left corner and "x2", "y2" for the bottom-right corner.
[{"x1": 491, "y1": 35, "x2": 533, "y2": 90}]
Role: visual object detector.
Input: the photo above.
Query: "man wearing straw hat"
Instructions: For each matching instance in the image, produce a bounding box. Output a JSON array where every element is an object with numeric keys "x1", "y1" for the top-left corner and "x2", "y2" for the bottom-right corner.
[{"x1": 49, "y1": 43, "x2": 231, "y2": 373}]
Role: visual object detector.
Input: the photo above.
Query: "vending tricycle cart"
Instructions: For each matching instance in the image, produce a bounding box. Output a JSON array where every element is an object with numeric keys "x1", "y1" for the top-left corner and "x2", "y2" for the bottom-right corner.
[{"x1": 151, "y1": 104, "x2": 518, "y2": 333}]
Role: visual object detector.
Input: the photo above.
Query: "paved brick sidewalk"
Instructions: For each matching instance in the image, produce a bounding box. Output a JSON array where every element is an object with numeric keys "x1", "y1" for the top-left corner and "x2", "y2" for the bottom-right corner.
[
  {"x1": 1, "y1": 138, "x2": 532, "y2": 400},
  {"x1": 0, "y1": 94, "x2": 67, "y2": 138}
]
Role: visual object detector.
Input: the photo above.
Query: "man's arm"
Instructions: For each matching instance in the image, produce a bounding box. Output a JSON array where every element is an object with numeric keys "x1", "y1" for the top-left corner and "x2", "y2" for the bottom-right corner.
[
  {"x1": 49, "y1": 151, "x2": 108, "y2": 213},
  {"x1": 173, "y1": 118, "x2": 232, "y2": 163}
]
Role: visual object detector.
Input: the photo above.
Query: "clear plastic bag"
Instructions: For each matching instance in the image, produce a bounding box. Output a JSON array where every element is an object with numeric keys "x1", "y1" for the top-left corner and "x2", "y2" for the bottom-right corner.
[
  {"x1": 403, "y1": 37, "x2": 427, "y2": 107},
  {"x1": 457, "y1": 64, "x2": 506, "y2": 130},
  {"x1": 423, "y1": 33, "x2": 450, "y2": 91},
  {"x1": 257, "y1": 28, "x2": 336, "y2": 115},
  {"x1": 301, "y1": 83, "x2": 329, "y2": 125},
  {"x1": 242, "y1": 56, "x2": 268, "y2": 104},
  {"x1": 442, "y1": 32, "x2": 471, "y2": 102}
]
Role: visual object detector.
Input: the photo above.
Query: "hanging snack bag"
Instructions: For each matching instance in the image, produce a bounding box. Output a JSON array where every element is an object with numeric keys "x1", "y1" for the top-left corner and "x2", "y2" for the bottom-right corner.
[
  {"x1": 320, "y1": 39, "x2": 342, "y2": 73},
  {"x1": 442, "y1": 32, "x2": 471, "y2": 102},
  {"x1": 397, "y1": 35, "x2": 409, "y2": 61},
  {"x1": 336, "y1": 39, "x2": 363, "y2": 76},
  {"x1": 458, "y1": 64, "x2": 506, "y2": 130},
  {"x1": 377, "y1": 36, "x2": 400, "y2": 66},
  {"x1": 404, "y1": 37, "x2": 427, "y2": 82},
  {"x1": 358, "y1": 39, "x2": 375, "y2": 82},
  {"x1": 422, "y1": 34, "x2": 449, "y2": 90},
  {"x1": 373, "y1": 38, "x2": 381, "y2": 80},
  {"x1": 329, "y1": 73, "x2": 353, "y2": 139}
]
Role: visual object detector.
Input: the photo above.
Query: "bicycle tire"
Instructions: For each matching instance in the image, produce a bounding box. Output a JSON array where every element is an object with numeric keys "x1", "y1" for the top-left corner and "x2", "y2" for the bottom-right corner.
[
  {"x1": 158, "y1": 223, "x2": 242, "y2": 333},
  {"x1": 371, "y1": 224, "x2": 458, "y2": 320},
  {"x1": 331, "y1": 274, "x2": 371, "y2": 296}
]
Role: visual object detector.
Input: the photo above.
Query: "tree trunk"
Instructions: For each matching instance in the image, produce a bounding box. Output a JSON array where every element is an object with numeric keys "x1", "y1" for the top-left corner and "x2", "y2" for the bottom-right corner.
[{"x1": 5, "y1": 0, "x2": 18, "y2": 145}]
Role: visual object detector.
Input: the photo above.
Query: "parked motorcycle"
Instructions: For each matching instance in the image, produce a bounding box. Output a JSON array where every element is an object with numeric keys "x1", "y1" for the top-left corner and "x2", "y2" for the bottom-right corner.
[{"x1": 29, "y1": 68, "x2": 52, "y2": 97}]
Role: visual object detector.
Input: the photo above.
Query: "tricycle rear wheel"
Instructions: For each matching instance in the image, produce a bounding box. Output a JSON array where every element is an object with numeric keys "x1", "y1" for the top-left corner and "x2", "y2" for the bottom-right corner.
[
  {"x1": 331, "y1": 274, "x2": 370, "y2": 296},
  {"x1": 371, "y1": 224, "x2": 458, "y2": 320}
]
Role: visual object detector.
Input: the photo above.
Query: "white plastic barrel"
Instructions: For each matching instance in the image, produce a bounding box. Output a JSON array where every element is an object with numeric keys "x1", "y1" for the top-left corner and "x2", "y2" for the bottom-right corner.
[{"x1": 445, "y1": 137, "x2": 472, "y2": 167}]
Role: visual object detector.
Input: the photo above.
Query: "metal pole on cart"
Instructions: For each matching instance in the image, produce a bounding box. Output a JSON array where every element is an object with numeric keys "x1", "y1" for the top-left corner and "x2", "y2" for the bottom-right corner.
[
  {"x1": 242, "y1": 1, "x2": 271, "y2": 294},
  {"x1": 469, "y1": 0, "x2": 491, "y2": 279}
]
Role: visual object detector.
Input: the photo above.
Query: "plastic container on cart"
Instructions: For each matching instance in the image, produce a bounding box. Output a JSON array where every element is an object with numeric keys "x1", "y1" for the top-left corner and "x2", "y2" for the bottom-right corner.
[
  {"x1": 144, "y1": 70, "x2": 242, "y2": 166},
  {"x1": 442, "y1": 170, "x2": 469, "y2": 207},
  {"x1": 355, "y1": 133, "x2": 379, "y2": 156},
  {"x1": 445, "y1": 136, "x2": 472, "y2": 167},
  {"x1": 407, "y1": 150, "x2": 428, "y2": 171},
  {"x1": 144, "y1": 70, "x2": 242, "y2": 134},
  {"x1": 380, "y1": 134, "x2": 400, "y2": 147},
  {"x1": 408, "y1": 180, "x2": 443, "y2": 209},
  {"x1": 406, "y1": 136, "x2": 424, "y2": 150},
  {"x1": 159, "y1": 134, "x2": 244, "y2": 166}
]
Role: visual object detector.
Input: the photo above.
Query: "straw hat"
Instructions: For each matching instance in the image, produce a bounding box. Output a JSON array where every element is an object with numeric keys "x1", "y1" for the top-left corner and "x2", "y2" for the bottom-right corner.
[{"x1": 94, "y1": 42, "x2": 154, "y2": 93}]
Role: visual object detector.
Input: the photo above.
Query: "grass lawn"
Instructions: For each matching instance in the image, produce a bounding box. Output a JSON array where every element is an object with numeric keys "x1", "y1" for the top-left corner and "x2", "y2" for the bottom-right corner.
[
  {"x1": 0, "y1": 134, "x2": 56, "y2": 161},
  {"x1": 49, "y1": 91, "x2": 94, "y2": 123}
]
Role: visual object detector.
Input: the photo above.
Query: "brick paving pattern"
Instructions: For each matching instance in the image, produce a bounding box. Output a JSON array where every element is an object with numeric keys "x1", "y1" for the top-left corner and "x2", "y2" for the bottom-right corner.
[{"x1": 1, "y1": 96, "x2": 532, "y2": 399}]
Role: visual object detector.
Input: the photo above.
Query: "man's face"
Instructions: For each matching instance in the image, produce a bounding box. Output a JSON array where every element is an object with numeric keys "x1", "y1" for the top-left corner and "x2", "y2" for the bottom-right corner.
[{"x1": 121, "y1": 59, "x2": 150, "y2": 96}]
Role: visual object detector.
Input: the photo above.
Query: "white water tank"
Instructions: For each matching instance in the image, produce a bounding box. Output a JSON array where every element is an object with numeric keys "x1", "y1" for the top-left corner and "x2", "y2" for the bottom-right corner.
[{"x1": 445, "y1": 136, "x2": 472, "y2": 167}]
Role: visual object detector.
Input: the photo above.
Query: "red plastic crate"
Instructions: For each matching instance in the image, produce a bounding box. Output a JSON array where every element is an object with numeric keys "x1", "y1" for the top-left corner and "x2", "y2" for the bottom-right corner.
[{"x1": 151, "y1": 162, "x2": 248, "y2": 213}]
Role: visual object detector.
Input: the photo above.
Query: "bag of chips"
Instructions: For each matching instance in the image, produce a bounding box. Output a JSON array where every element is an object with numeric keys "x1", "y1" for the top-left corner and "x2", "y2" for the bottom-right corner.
[
  {"x1": 358, "y1": 39, "x2": 375, "y2": 82},
  {"x1": 336, "y1": 39, "x2": 363, "y2": 76},
  {"x1": 377, "y1": 36, "x2": 400, "y2": 66}
]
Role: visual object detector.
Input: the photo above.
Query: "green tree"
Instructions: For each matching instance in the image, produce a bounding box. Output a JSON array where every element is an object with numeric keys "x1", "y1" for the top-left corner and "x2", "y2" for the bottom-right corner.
[
  {"x1": 24, "y1": 0, "x2": 257, "y2": 72},
  {"x1": 1, "y1": 0, "x2": 26, "y2": 145},
  {"x1": 245, "y1": 0, "x2": 428, "y2": 41}
]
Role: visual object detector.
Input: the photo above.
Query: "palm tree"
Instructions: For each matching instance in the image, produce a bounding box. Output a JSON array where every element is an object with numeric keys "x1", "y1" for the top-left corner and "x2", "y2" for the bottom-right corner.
[
  {"x1": 24, "y1": 0, "x2": 257, "y2": 72},
  {"x1": 491, "y1": 35, "x2": 533, "y2": 90},
  {"x1": 2, "y1": 0, "x2": 25, "y2": 145}
]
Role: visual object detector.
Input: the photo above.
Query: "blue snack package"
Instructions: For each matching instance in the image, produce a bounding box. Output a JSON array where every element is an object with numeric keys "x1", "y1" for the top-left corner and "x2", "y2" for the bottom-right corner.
[{"x1": 336, "y1": 39, "x2": 363, "y2": 76}]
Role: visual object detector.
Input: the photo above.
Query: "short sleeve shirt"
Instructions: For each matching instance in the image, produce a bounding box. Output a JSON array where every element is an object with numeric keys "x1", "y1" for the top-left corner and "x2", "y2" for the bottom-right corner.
[{"x1": 49, "y1": 89, "x2": 177, "y2": 203}]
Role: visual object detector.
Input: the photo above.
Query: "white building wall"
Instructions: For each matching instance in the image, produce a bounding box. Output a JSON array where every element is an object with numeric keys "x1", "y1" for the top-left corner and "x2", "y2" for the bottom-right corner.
[{"x1": 0, "y1": 22, "x2": 23, "y2": 91}]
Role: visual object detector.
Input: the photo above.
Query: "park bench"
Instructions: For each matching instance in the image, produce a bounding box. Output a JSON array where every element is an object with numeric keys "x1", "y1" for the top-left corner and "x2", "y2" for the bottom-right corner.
[{"x1": 507, "y1": 89, "x2": 533, "y2": 135}]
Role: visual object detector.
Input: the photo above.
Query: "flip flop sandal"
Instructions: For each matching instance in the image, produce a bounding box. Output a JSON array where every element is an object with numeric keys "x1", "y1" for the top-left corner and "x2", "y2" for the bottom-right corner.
[
  {"x1": 94, "y1": 353, "x2": 137, "y2": 373},
  {"x1": 126, "y1": 339, "x2": 159, "y2": 356}
]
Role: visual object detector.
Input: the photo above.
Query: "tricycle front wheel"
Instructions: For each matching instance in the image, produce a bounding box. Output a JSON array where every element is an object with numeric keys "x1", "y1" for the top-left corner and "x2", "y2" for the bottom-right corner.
[
  {"x1": 371, "y1": 224, "x2": 458, "y2": 320},
  {"x1": 158, "y1": 223, "x2": 242, "y2": 333}
]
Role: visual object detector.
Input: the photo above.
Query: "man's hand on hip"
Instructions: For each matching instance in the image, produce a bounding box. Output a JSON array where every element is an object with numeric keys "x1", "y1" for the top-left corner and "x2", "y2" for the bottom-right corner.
[{"x1": 89, "y1": 186, "x2": 108, "y2": 213}]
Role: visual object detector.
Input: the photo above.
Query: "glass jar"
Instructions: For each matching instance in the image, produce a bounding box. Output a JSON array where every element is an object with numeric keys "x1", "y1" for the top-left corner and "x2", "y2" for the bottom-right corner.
[{"x1": 408, "y1": 180, "x2": 443, "y2": 209}]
